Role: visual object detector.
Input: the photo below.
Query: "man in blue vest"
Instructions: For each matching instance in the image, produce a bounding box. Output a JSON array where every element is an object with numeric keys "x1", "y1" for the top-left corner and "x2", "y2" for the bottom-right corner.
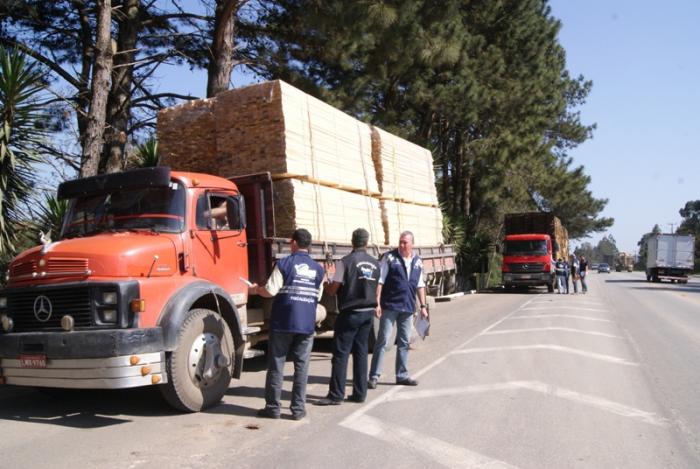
[
  {"x1": 249, "y1": 228, "x2": 324, "y2": 420},
  {"x1": 316, "y1": 228, "x2": 380, "y2": 406},
  {"x1": 368, "y1": 230, "x2": 428, "y2": 388}
]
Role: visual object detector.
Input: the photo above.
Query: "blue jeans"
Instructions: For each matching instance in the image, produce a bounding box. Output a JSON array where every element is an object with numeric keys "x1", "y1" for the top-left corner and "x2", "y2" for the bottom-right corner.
[
  {"x1": 328, "y1": 309, "x2": 373, "y2": 401},
  {"x1": 557, "y1": 275, "x2": 566, "y2": 293},
  {"x1": 264, "y1": 331, "x2": 314, "y2": 416},
  {"x1": 369, "y1": 309, "x2": 413, "y2": 381},
  {"x1": 580, "y1": 271, "x2": 588, "y2": 292}
]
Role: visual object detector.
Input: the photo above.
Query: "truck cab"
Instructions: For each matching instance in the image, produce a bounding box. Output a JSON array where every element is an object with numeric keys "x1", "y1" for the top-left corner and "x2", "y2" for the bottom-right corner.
[
  {"x1": 0, "y1": 167, "x2": 249, "y2": 411},
  {"x1": 501, "y1": 234, "x2": 556, "y2": 292}
]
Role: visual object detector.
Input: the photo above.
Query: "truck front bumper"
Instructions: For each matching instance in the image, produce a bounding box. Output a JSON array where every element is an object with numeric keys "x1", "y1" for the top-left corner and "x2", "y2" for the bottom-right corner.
[
  {"x1": 0, "y1": 328, "x2": 167, "y2": 389},
  {"x1": 503, "y1": 272, "x2": 553, "y2": 286}
]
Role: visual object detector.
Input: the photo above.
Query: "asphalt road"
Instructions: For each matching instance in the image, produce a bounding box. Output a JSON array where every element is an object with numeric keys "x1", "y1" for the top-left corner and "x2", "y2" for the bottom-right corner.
[{"x1": 1, "y1": 272, "x2": 699, "y2": 468}]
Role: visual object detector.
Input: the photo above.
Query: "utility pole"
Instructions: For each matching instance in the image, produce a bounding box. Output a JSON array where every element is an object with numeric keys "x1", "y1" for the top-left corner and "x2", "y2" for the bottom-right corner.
[{"x1": 668, "y1": 222, "x2": 675, "y2": 234}]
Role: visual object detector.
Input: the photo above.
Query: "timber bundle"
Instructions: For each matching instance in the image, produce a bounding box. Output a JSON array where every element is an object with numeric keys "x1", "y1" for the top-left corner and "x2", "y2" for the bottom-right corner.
[{"x1": 158, "y1": 80, "x2": 443, "y2": 246}]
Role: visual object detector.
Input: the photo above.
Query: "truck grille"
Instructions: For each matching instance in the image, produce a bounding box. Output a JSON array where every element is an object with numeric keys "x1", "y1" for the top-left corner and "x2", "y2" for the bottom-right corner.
[
  {"x1": 508, "y1": 263, "x2": 545, "y2": 273},
  {"x1": 10, "y1": 258, "x2": 89, "y2": 278},
  {"x1": 11, "y1": 261, "x2": 35, "y2": 277},
  {"x1": 8, "y1": 287, "x2": 93, "y2": 332},
  {"x1": 48, "y1": 258, "x2": 89, "y2": 273}
]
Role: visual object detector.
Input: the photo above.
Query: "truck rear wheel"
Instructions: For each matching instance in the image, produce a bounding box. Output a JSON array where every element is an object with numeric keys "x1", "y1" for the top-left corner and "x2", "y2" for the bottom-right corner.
[
  {"x1": 161, "y1": 308, "x2": 234, "y2": 412},
  {"x1": 547, "y1": 282, "x2": 554, "y2": 293}
]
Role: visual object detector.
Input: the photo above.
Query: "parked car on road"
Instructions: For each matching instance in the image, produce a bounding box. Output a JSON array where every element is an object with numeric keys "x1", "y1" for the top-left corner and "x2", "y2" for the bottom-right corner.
[{"x1": 598, "y1": 263, "x2": 611, "y2": 273}]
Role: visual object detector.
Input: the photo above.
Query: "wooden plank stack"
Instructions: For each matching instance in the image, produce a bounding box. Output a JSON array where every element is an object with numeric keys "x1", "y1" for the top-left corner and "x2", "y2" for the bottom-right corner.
[{"x1": 158, "y1": 80, "x2": 444, "y2": 246}]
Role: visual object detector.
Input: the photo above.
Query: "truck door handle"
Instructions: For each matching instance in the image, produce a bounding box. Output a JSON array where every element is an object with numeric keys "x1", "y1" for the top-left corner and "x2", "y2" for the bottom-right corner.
[{"x1": 237, "y1": 241, "x2": 247, "y2": 247}]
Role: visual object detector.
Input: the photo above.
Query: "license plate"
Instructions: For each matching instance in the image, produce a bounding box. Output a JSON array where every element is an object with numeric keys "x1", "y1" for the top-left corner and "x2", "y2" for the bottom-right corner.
[
  {"x1": 19, "y1": 354, "x2": 47, "y2": 369},
  {"x1": 520, "y1": 275, "x2": 531, "y2": 279}
]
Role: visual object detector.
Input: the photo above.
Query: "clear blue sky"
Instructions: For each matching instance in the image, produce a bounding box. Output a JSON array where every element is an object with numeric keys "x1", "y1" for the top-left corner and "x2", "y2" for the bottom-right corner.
[
  {"x1": 157, "y1": 1, "x2": 699, "y2": 254},
  {"x1": 549, "y1": 0, "x2": 700, "y2": 253}
]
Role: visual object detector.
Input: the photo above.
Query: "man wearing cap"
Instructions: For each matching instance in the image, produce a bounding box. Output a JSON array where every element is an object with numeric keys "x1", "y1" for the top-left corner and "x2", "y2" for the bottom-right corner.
[
  {"x1": 369, "y1": 230, "x2": 428, "y2": 388},
  {"x1": 249, "y1": 228, "x2": 324, "y2": 420},
  {"x1": 316, "y1": 228, "x2": 380, "y2": 406}
]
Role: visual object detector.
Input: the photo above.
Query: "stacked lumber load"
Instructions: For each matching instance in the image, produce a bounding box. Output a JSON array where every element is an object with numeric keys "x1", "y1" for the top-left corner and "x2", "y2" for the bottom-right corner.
[
  {"x1": 157, "y1": 79, "x2": 444, "y2": 246},
  {"x1": 273, "y1": 179, "x2": 383, "y2": 245},
  {"x1": 382, "y1": 200, "x2": 444, "y2": 246},
  {"x1": 158, "y1": 99, "x2": 217, "y2": 173},
  {"x1": 371, "y1": 127, "x2": 438, "y2": 206}
]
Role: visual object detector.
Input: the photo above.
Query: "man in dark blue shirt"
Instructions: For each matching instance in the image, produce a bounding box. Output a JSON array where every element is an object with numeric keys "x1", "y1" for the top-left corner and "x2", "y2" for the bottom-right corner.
[
  {"x1": 369, "y1": 231, "x2": 428, "y2": 388},
  {"x1": 250, "y1": 228, "x2": 324, "y2": 420},
  {"x1": 316, "y1": 228, "x2": 380, "y2": 406}
]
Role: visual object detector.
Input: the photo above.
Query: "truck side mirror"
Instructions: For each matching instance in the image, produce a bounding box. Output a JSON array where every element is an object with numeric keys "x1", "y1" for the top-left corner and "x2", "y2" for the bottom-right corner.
[{"x1": 227, "y1": 196, "x2": 246, "y2": 230}]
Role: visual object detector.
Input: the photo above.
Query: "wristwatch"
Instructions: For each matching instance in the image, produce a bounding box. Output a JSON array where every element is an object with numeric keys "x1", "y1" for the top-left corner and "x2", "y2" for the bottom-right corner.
[{"x1": 420, "y1": 304, "x2": 427, "y2": 309}]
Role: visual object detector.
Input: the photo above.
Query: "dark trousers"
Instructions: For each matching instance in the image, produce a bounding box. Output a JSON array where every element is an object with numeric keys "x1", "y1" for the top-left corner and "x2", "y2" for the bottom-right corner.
[
  {"x1": 264, "y1": 331, "x2": 314, "y2": 416},
  {"x1": 328, "y1": 309, "x2": 374, "y2": 402}
]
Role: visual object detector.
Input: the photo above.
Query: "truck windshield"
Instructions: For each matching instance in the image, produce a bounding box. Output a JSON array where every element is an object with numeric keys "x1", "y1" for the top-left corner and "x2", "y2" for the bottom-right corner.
[
  {"x1": 505, "y1": 240, "x2": 548, "y2": 256},
  {"x1": 61, "y1": 181, "x2": 186, "y2": 238}
]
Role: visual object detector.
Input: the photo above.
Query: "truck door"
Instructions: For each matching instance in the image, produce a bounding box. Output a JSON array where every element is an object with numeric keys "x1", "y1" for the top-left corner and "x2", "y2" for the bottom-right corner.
[{"x1": 191, "y1": 191, "x2": 249, "y2": 303}]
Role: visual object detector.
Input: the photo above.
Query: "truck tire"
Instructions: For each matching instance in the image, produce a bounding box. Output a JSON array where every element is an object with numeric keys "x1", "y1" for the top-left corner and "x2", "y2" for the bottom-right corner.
[
  {"x1": 161, "y1": 308, "x2": 234, "y2": 412},
  {"x1": 547, "y1": 282, "x2": 554, "y2": 293}
]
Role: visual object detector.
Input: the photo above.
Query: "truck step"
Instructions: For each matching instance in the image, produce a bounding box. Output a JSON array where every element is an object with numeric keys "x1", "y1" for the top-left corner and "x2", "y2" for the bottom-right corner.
[
  {"x1": 243, "y1": 326, "x2": 261, "y2": 335},
  {"x1": 243, "y1": 349, "x2": 265, "y2": 359}
]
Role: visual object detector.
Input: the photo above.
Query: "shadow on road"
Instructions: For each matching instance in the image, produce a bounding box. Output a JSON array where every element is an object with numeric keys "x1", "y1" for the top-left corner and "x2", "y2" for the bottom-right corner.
[{"x1": 0, "y1": 386, "x2": 175, "y2": 428}]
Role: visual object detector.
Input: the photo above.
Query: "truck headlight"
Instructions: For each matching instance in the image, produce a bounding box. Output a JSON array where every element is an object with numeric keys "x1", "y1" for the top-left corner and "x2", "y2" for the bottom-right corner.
[
  {"x1": 101, "y1": 309, "x2": 118, "y2": 323},
  {"x1": 0, "y1": 296, "x2": 6, "y2": 309},
  {"x1": 102, "y1": 292, "x2": 118, "y2": 304},
  {"x1": 1, "y1": 314, "x2": 13, "y2": 332}
]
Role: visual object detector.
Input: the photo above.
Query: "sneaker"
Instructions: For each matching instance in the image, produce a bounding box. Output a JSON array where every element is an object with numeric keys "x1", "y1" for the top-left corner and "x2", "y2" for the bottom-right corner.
[
  {"x1": 347, "y1": 394, "x2": 365, "y2": 403},
  {"x1": 396, "y1": 377, "x2": 418, "y2": 386},
  {"x1": 368, "y1": 377, "x2": 378, "y2": 389},
  {"x1": 257, "y1": 408, "x2": 280, "y2": 419},
  {"x1": 291, "y1": 411, "x2": 306, "y2": 421},
  {"x1": 314, "y1": 397, "x2": 342, "y2": 406}
]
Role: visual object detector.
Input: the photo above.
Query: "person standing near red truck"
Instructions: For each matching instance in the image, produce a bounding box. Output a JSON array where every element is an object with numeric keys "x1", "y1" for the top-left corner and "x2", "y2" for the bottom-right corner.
[
  {"x1": 368, "y1": 231, "x2": 428, "y2": 388},
  {"x1": 316, "y1": 228, "x2": 380, "y2": 406},
  {"x1": 250, "y1": 228, "x2": 324, "y2": 420}
]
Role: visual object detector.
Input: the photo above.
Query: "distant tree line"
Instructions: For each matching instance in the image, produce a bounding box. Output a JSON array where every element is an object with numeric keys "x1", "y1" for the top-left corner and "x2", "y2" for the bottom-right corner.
[{"x1": 0, "y1": 0, "x2": 613, "y2": 281}]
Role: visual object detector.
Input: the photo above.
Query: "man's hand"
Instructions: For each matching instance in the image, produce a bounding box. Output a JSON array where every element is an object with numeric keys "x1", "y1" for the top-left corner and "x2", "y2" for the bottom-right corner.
[
  {"x1": 248, "y1": 283, "x2": 259, "y2": 295},
  {"x1": 375, "y1": 305, "x2": 382, "y2": 318},
  {"x1": 420, "y1": 305, "x2": 429, "y2": 318}
]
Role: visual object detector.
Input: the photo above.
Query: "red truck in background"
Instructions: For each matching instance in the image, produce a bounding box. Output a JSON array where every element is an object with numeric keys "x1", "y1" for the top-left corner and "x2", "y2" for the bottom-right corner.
[
  {"x1": 0, "y1": 167, "x2": 456, "y2": 411},
  {"x1": 501, "y1": 212, "x2": 569, "y2": 293}
]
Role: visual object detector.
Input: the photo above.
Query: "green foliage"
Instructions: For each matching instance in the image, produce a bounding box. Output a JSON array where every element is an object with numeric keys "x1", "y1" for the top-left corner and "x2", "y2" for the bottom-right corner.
[
  {"x1": 574, "y1": 235, "x2": 619, "y2": 264},
  {"x1": 131, "y1": 138, "x2": 160, "y2": 168},
  {"x1": 677, "y1": 200, "x2": 700, "y2": 271},
  {"x1": 34, "y1": 193, "x2": 69, "y2": 239},
  {"x1": 0, "y1": 47, "x2": 46, "y2": 258}
]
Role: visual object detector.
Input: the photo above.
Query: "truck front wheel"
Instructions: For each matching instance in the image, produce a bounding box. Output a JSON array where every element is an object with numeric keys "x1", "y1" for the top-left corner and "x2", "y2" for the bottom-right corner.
[{"x1": 161, "y1": 308, "x2": 234, "y2": 412}]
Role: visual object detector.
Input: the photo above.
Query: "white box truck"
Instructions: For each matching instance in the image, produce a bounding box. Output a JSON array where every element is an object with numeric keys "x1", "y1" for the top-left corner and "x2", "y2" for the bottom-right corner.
[{"x1": 645, "y1": 234, "x2": 695, "y2": 284}]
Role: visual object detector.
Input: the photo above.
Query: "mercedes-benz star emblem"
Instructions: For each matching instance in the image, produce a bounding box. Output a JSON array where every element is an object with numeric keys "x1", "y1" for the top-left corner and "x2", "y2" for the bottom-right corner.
[
  {"x1": 33, "y1": 295, "x2": 53, "y2": 322},
  {"x1": 523, "y1": 264, "x2": 529, "y2": 270}
]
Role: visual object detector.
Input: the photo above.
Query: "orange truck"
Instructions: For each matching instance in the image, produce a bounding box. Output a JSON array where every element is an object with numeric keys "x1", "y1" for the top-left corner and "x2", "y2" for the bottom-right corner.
[{"x1": 0, "y1": 167, "x2": 455, "y2": 411}]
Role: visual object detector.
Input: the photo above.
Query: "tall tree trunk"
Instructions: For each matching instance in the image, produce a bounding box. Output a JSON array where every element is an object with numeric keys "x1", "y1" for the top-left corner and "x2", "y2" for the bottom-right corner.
[
  {"x1": 454, "y1": 129, "x2": 464, "y2": 216},
  {"x1": 73, "y1": 0, "x2": 94, "y2": 149},
  {"x1": 102, "y1": 0, "x2": 140, "y2": 173},
  {"x1": 80, "y1": 0, "x2": 113, "y2": 177},
  {"x1": 206, "y1": 0, "x2": 239, "y2": 98}
]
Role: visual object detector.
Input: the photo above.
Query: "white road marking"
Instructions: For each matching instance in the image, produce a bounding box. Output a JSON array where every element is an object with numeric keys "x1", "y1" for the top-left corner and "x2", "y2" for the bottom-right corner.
[
  {"x1": 344, "y1": 414, "x2": 520, "y2": 468},
  {"x1": 339, "y1": 296, "x2": 543, "y2": 466},
  {"x1": 530, "y1": 299, "x2": 604, "y2": 306},
  {"x1": 384, "y1": 381, "x2": 668, "y2": 427},
  {"x1": 451, "y1": 345, "x2": 638, "y2": 366},
  {"x1": 483, "y1": 327, "x2": 621, "y2": 339},
  {"x1": 521, "y1": 306, "x2": 609, "y2": 313},
  {"x1": 510, "y1": 314, "x2": 612, "y2": 322}
]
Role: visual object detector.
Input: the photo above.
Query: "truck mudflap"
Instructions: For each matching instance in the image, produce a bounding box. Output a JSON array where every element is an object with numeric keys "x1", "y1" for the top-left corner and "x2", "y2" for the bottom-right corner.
[
  {"x1": 0, "y1": 352, "x2": 167, "y2": 389},
  {"x1": 0, "y1": 327, "x2": 167, "y2": 389}
]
